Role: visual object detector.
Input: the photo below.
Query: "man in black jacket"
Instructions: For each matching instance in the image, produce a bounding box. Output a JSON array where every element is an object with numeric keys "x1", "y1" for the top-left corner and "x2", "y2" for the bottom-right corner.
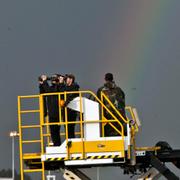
[
  {"x1": 39, "y1": 74, "x2": 65, "y2": 146},
  {"x1": 64, "y1": 74, "x2": 80, "y2": 138},
  {"x1": 97, "y1": 73, "x2": 126, "y2": 136}
]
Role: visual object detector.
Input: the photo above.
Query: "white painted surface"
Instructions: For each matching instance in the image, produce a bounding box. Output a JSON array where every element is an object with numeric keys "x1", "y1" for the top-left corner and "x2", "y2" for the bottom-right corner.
[
  {"x1": 126, "y1": 124, "x2": 130, "y2": 150},
  {"x1": 132, "y1": 108, "x2": 141, "y2": 127},
  {"x1": 46, "y1": 175, "x2": 56, "y2": 180},
  {"x1": 65, "y1": 159, "x2": 113, "y2": 166},
  {"x1": 68, "y1": 97, "x2": 100, "y2": 141}
]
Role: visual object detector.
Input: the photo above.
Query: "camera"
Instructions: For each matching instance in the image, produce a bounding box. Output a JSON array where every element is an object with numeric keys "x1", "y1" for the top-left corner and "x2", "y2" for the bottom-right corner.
[
  {"x1": 38, "y1": 76, "x2": 43, "y2": 82},
  {"x1": 38, "y1": 76, "x2": 59, "y2": 83},
  {"x1": 47, "y1": 76, "x2": 59, "y2": 83}
]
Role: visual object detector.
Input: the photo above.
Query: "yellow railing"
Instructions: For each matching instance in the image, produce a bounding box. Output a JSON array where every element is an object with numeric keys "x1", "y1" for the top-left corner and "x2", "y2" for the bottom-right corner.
[
  {"x1": 40, "y1": 91, "x2": 127, "y2": 159},
  {"x1": 18, "y1": 95, "x2": 45, "y2": 180},
  {"x1": 101, "y1": 92, "x2": 128, "y2": 123},
  {"x1": 41, "y1": 91, "x2": 127, "y2": 131},
  {"x1": 100, "y1": 91, "x2": 129, "y2": 137},
  {"x1": 125, "y1": 106, "x2": 139, "y2": 132},
  {"x1": 18, "y1": 90, "x2": 138, "y2": 179}
]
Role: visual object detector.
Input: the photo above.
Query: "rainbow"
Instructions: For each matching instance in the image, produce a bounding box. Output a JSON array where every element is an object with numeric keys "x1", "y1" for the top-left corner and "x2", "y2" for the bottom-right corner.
[{"x1": 102, "y1": 1, "x2": 170, "y2": 90}]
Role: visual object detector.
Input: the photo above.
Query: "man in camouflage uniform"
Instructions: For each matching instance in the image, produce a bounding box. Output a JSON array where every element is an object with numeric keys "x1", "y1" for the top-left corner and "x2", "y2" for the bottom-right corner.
[{"x1": 97, "y1": 73, "x2": 127, "y2": 136}]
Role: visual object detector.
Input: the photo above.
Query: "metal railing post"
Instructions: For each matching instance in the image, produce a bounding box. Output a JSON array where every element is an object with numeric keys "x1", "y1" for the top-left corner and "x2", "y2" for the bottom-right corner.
[
  {"x1": 39, "y1": 95, "x2": 45, "y2": 180},
  {"x1": 18, "y1": 96, "x2": 24, "y2": 180},
  {"x1": 79, "y1": 93, "x2": 85, "y2": 159}
]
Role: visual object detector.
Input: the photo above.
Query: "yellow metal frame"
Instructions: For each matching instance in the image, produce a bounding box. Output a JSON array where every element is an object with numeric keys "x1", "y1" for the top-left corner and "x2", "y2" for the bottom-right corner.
[
  {"x1": 18, "y1": 90, "x2": 138, "y2": 180},
  {"x1": 125, "y1": 106, "x2": 139, "y2": 132},
  {"x1": 101, "y1": 92, "x2": 128, "y2": 124},
  {"x1": 18, "y1": 95, "x2": 45, "y2": 180},
  {"x1": 69, "y1": 140, "x2": 125, "y2": 156}
]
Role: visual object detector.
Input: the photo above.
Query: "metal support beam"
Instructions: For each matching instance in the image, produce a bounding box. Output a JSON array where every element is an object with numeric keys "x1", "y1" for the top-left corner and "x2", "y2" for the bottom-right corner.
[
  {"x1": 150, "y1": 153, "x2": 179, "y2": 180},
  {"x1": 62, "y1": 169, "x2": 91, "y2": 180}
]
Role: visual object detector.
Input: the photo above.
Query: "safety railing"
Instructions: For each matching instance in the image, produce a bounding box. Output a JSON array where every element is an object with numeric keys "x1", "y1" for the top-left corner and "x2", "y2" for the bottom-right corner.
[
  {"x1": 40, "y1": 90, "x2": 128, "y2": 159},
  {"x1": 125, "y1": 106, "x2": 139, "y2": 132},
  {"x1": 18, "y1": 95, "x2": 45, "y2": 180},
  {"x1": 100, "y1": 92, "x2": 129, "y2": 137},
  {"x1": 100, "y1": 93, "x2": 139, "y2": 133},
  {"x1": 18, "y1": 90, "x2": 137, "y2": 179}
]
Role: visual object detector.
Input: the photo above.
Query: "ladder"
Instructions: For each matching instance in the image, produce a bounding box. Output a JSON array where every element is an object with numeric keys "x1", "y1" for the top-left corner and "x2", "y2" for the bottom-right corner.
[{"x1": 18, "y1": 95, "x2": 45, "y2": 180}]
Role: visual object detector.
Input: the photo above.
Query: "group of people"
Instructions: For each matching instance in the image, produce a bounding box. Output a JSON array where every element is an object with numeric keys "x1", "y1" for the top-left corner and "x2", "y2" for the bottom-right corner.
[
  {"x1": 39, "y1": 73, "x2": 126, "y2": 146},
  {"x1": 39, "y1": 74, "x2": 80, "y2": 146}
]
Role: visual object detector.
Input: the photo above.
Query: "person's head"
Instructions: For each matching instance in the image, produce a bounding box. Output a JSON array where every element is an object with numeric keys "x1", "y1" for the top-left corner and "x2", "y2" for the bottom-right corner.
[
  {"x1": 105, "y1": 73, "x2": 114, "y2": 82},
  {"x1": 38, "y1": 75, "x2": 47, "y2": 83},
  {"x1": 51, "y1": 74, "x2": 59, "y2": 85},
  {"x1": 57, "y1": 74, "x2": 65, "y2": 84},
  {"x1": 66, "y1": 74, "x2": 75, "y2": 86}
]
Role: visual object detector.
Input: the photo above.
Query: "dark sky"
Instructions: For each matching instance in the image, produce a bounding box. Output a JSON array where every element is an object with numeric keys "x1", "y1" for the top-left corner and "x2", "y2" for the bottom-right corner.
[{"x1": 0, "y1": 0, "x2": 180, "y2": 179}]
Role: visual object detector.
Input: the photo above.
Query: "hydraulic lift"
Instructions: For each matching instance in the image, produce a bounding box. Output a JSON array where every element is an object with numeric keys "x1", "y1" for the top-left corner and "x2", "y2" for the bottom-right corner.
[{"x1": 17, "y1": 91, "x2": 180, "y2": 180}]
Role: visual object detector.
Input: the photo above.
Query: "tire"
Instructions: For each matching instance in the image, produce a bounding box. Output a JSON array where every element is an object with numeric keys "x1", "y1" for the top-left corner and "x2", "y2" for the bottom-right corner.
[{"x1": 155, "y1": 141, "x2": 172, "y2": 152}]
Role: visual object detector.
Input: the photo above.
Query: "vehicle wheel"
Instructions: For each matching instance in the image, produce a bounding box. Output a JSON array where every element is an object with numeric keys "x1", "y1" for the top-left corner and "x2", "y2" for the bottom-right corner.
[{"x1": 155, "y1": 141, "x2": 172, "y2": 152}]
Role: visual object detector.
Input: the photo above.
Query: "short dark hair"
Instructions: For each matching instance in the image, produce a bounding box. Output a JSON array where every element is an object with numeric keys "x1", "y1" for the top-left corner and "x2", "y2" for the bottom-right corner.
[
  {"x1": 105, "y1": 73, "x2": 113, "y2": 81},
  {"x1": 66, "y1": 74, "x2": 75, "y2": 83},
  {"x1": 56, "y1": 74, "x2": 64, "y2": 78}
]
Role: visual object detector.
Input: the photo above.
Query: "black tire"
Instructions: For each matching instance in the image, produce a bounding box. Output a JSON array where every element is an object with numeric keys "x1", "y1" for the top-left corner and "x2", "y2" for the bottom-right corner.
[{"x1": 155, "y1": 141, "x2": 172, "y2": 152}]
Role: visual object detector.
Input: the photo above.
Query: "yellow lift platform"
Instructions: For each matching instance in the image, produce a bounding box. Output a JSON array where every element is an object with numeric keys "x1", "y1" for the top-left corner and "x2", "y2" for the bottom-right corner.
[{"x1": 17, "y1": 91, "x2": 180, "y2": 180}]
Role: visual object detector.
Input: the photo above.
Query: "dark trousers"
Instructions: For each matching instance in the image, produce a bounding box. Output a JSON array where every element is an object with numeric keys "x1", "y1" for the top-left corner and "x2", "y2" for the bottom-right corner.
[
  {"x1": 66, "y1": 108, "x2": 77, "y2": 138},
  {"x1": 49, "y1": 117, "x2": 61, "y2": 146}
]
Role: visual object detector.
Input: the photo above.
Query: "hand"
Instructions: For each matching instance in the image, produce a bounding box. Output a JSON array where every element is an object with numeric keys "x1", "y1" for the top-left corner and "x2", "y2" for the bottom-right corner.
[
  {"x1": 39, "y1": 75, "x2": 47, "y2": 84},
  {"x1": 41, "y1": 75, "x2": 47, "y2": 81},
  {"x1": 64, "y1": 101, "x2": 69, "y2": 107},
  {"x1": 39, "y1": 80, "x2": 43, "y2": 84}
]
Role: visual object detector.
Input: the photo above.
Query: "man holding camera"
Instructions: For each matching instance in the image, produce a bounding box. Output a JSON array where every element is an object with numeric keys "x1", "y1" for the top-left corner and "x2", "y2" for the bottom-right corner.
[
  {"x1": 39, "y1": 74, "x2": 65, "y2": 146},
  {"x1": 64, "y1": 74, "x2": 80, "y2": 138}
]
